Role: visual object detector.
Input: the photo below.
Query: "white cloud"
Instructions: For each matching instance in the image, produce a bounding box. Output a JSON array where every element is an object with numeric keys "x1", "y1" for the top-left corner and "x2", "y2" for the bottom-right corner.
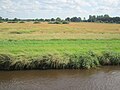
[{"x1": 0, "y1": 0, "x2": 120, "y2": 18}]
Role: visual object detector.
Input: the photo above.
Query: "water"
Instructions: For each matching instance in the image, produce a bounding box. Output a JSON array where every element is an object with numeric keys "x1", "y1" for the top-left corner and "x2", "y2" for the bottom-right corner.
[{"x1": 0, "y1": 66, "x2": 120, "y2": 90}]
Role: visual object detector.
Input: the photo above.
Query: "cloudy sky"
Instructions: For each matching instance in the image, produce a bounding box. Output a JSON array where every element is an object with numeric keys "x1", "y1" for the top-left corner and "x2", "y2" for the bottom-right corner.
[{"x1": 0, "y1": 0, "x2": 120, "y2": 19}]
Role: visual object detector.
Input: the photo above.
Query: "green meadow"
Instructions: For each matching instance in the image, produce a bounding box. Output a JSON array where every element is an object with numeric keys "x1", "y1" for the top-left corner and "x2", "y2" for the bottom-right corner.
[{"x1": 0, "y1": 40, "x2": 120, "y2": 56}]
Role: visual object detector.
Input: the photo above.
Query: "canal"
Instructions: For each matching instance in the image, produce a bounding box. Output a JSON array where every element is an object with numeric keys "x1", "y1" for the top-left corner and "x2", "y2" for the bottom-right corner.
[{"x1": 0, "y1": 66, "x2": 120, "y2": 90}]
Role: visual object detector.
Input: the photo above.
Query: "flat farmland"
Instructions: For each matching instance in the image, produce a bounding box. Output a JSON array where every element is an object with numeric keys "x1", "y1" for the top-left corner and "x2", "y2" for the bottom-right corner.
[{"x1": 0, "y1": 22, "x2": 120, "y2": 40}]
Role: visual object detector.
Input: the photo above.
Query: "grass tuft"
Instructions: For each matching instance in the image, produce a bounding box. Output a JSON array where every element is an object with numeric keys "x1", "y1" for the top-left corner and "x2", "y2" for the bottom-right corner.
[{"x1": 0, "y1": 51, "x2": 120, "y2": 70}]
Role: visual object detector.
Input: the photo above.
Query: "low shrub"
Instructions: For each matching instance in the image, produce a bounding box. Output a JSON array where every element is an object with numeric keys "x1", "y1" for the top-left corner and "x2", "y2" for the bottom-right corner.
[
  {"x1": 49, "y1": 21, "x2": 69, "y2": 24},
  {"x1": 33, "y1": 21, "x2": 41, "y2": 24},
  {"x1": 19, "y1": 21, "x2": 25, "y2": 23},
  {"x1": 7, "y1": 21, "x2": 18, "y2": 23},
  {"x1": 0, "y1": 21, "x2": 3, "y2": 23},
  {"x1": 10, "y1": 31, "x2": 22, "y2": 34},
  {"x1": 48, "y1": 21, "x2": 62, "y2": 24},
  {"x1": 48, "y1": 22, "x2": 53, "y2": 24},
  {"x1": 62, "y1": 21, "x2": 69, "y2": 24}
]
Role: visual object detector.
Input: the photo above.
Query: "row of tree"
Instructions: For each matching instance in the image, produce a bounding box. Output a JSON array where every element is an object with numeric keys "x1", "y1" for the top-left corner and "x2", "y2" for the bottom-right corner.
[
  {"x1": 0, "y1": 17, "x2": 62, "y2": 22},
  {"x1": 0, "y1": 14, "x2": 120, "y2": 24},
  {"x1": 88, "y1": 15, "x2": 120, "y2": 23}
]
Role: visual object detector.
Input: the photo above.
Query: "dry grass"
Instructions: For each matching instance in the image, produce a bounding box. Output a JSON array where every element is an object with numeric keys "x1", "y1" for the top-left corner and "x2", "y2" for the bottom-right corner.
[{"x1": 0, "y1": 22, "x2": 120, "y2": 40}]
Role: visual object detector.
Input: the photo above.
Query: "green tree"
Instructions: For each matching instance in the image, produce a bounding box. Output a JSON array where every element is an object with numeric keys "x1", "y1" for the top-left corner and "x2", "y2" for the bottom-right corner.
[
  {"x1": 56, "y1": 17, "x2": 61, "y2": 21},
  {"x1": 51, "y1": 18, "x2": 55, "y2": 21},
  {"x1": 71, "y1": 17, "x2": 81, "y2": 22},
  {"x1": 13, "y1": 18, "x2": 18, "y2": 21},
  {"x1": 39, "y1": 18, "x2": 44, "y2": 22},
  {"x1": 65, "y1": 17, "x2": 71, "y2": 21}
]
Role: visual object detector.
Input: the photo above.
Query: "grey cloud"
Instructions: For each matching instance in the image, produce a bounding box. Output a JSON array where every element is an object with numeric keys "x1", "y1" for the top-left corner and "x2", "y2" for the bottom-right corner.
[{"x1": 0, "y1": 0, "x2": 120, "y2": 18}]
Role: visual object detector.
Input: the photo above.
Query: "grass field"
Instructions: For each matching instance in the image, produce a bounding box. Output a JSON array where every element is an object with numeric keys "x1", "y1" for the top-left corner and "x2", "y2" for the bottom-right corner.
[
  {"x1": 0, "y1": 22, "x2": 120, "y2": 70},
  {"x1": 0, "y1": 22, "x2": 120, "y2": 40},
  {"x1": 0, "y1": 40, "x2": 120, "y2": 56}
]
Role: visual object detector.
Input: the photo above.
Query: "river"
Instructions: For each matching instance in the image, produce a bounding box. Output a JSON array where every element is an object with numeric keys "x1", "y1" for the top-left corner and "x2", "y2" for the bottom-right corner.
[{"x1": 0, "y1": 66, "x2": 120, "y2": 90}]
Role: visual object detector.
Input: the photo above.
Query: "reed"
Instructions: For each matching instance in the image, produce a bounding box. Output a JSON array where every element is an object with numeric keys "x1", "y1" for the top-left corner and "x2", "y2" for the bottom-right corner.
[
  {"x1": 98, "y1": 51, "x2": 120, "y2": 65},
  {"x1": 0, "y1": 51, "x2": 120, "y2": 70}
]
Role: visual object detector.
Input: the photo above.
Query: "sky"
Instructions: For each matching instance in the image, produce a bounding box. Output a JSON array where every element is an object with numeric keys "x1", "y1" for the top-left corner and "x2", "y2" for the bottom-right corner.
[{"x1": 0, "y1": 0, "x2": 120, "y2": 19}]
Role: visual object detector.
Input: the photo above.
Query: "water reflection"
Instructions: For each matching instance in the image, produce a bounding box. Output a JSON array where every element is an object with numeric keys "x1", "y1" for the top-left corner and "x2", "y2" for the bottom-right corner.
[{"x1": 0, "y1": 66, "x2": 120, "y2": 90}]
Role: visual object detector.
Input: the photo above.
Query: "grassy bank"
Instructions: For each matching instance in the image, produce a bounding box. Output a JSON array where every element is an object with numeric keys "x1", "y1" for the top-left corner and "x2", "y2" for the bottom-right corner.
[
  {"x1": 0, "y1": 51, "x2": 120, "y2": 70},
  {"x1": 0, "y1": 39, "x2": 120, "y2": 70},
  {"x1": 0, "y1": 40, "x2": 120, "y2": 55}
]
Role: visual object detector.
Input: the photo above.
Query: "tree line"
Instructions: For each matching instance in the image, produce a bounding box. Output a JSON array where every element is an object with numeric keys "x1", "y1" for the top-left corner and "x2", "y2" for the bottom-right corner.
[
  {"x1": 0, "y1": 14, "x2": 120, "y2": 24},
  {"x1": 87, "y1": 14, "x2": 120, "y2": 23}
]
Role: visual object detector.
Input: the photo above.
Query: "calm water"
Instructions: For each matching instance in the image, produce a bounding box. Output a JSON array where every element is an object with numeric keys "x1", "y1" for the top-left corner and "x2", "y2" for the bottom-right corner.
[{"x1": 0, "y1": 66, "x2": 120, "y2": 90}]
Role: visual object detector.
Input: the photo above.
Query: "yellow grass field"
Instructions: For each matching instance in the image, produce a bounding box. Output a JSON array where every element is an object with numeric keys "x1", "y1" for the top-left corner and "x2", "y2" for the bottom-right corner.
[{"x1": 0, "y1": 22, "x2": 120, "y2": 40}]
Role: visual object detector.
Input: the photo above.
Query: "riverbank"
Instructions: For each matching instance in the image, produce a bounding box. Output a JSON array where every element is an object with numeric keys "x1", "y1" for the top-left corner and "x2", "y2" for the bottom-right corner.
[{"x1": 0, "y1": 51, "x2": 120, "y2": 70}]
